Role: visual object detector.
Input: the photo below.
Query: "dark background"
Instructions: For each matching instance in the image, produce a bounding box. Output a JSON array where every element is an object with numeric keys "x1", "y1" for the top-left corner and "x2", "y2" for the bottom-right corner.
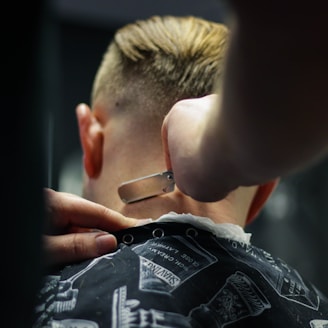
[{"x1": 47, "y1": 0, "x2": 328, "y2": 297}]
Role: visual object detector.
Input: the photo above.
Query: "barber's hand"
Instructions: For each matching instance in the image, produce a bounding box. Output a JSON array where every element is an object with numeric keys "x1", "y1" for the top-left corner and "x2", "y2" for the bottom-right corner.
[
  {"x1": 43, "y1": 188, "x2": 142, "y2": 268},
  {"x1": 162, "y1": 94, "x2": 238, "y2": 202}
]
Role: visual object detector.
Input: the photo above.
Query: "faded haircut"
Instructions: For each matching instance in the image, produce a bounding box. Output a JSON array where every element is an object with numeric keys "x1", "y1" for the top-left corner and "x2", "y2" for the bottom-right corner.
[{"x1": 91, "y1": 15, "x2": 229, "y2": 119}]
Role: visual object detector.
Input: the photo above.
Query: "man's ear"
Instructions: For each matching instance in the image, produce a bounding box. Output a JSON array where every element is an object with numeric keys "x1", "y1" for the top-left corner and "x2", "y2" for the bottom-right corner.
[
  {"x1": 246, "y1": 179, "x2": 280, "y2": 225},
  {"x1": 76, "y1": 103, "x2": 104, "y2": 178}
]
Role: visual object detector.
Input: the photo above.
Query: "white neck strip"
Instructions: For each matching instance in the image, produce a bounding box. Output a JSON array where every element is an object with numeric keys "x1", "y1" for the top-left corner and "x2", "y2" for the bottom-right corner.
[{"x1": 155, "y1": 212, "x2": 251, "y2": 244}]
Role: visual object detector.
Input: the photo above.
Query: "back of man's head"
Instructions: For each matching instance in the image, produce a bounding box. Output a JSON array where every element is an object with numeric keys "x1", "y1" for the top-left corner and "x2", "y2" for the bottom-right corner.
[
  {"x1": 80, "y1": 16, "x2": 229, "y2": 209},
  {"x1": 77, "y1": 15, "x2": 275, "y2": 224},
  {"x1": 92, "y1": 15, "x2": 229, "y2": 123}
]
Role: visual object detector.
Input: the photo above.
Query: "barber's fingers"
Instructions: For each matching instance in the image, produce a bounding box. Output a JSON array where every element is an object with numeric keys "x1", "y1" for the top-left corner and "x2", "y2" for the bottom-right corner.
[
  {"x1": 161, "y1": 94, "x2": 239, "y2": 202},
  {"x1": 43, "y1": 232, "x2": 117, "y2": 268},
  {"x1": 161, "y1": 96, "x2": 217, "y2": 197},
  {"x1": 161, "y1": 99, "x2": 197, "y2": 195},
  {"x1": 44, "y1": 188, "x2": 139, "y2": 233}
]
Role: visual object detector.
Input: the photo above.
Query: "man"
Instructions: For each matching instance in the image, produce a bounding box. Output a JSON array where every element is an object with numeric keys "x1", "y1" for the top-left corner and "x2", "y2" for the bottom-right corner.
[{"x1": 36, "y1": 15, "x2": 328, "y2": 327}]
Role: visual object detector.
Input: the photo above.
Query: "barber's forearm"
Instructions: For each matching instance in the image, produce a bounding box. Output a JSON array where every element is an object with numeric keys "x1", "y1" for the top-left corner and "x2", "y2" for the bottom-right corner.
[
  {"x1": 162, "y1": 3, "x2": 328, "y2": 203},
  {"x1": 213, "y1": 4, "x2": 328, "y2": 182}
]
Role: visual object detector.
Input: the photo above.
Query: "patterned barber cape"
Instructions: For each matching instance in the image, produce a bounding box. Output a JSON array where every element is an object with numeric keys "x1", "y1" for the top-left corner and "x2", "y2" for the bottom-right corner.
[{"x1": 33, "y1": 213, "x2": 328, "y2": 328}]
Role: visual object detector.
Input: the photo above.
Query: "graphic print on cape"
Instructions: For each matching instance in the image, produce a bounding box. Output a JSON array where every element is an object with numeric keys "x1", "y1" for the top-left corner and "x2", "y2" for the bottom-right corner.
[
  {"x1": 216, "y1": 238, "x2": 321, "y2": 310},
  {"x1": 32, "y1": 222, "x2": 328, "y2": 328}
]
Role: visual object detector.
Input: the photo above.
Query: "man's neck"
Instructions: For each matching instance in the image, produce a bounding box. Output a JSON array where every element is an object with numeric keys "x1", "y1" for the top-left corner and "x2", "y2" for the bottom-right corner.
[{"x1": 118, "y1": 190, "x2": 244, "y2": 227}]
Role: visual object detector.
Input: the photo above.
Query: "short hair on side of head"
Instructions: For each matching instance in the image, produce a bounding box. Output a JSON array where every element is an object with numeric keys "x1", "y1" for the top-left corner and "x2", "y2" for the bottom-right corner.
[{"x1": 92, "y1": 15, "x2": 229, "y2": 120}]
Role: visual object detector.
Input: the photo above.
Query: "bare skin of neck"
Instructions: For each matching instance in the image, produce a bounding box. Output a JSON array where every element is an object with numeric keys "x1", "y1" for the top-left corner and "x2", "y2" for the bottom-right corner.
[
  {"x1": 114, "y1": 187, "x2": 256, "y2": 228},
  {"x1": 81, "y1": 104, "x2": 257, "y2": 228}
]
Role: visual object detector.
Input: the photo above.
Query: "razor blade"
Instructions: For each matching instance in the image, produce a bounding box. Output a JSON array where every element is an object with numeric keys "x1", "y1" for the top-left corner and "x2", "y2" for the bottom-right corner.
[{"x1": 118, "y1": 171, "x2": 175, "y2": 203}]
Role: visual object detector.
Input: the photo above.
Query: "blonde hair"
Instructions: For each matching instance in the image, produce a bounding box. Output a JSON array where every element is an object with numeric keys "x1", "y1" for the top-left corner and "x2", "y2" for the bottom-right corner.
[{"x1": 92, "y1": 15, "x2": 229, "y2": 119}]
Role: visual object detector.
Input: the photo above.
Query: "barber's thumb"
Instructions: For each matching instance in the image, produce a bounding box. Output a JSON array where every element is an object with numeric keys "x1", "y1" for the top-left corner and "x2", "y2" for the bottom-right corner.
[{"x1": 95, "y1": 233, "x2": 117, "y2": 255}]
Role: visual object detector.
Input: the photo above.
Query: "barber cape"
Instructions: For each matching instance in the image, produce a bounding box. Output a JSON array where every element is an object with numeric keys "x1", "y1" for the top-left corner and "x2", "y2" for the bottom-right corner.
[{"x1": 33, "y1": 212, "x2": 328, "y2": 328}]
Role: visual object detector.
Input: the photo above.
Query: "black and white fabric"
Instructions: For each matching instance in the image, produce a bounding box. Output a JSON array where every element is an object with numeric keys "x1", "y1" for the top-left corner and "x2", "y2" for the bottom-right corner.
[{"x1": 33, "y1": 213, "x2": 328, "y2": 328}]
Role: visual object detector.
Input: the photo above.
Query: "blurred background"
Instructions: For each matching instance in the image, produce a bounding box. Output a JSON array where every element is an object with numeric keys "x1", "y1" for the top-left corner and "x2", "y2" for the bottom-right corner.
[{"x1": 45, "y1": 0, "x2": 328, "y2": 295}]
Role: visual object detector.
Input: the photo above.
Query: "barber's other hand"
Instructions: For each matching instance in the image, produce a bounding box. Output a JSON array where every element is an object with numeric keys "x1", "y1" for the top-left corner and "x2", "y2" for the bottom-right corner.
[
  {"x1": 43, "y1": 188, "x2": 141, "y2": 268},
  {"x1": 162, "y1": 94, "x2": 238, "y2": 202}
]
